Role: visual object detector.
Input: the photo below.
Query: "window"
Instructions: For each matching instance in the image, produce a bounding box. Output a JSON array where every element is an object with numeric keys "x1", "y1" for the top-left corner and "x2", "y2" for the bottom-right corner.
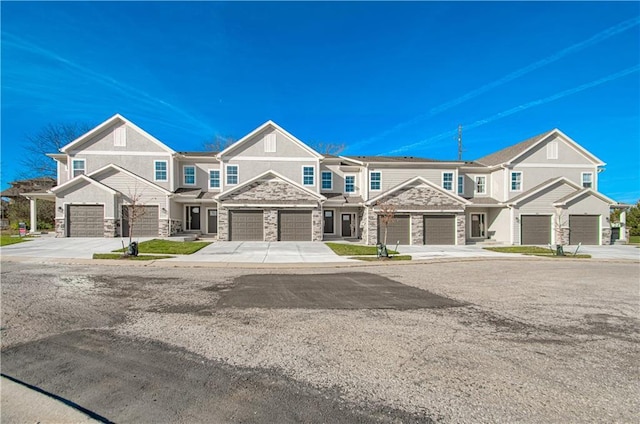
[
  {"x1": 546, "y1": 141, "x2": 558, "y2": 159},
  {"x1": 370, "y1": 172, "x2": 381, "y2": 191},
  {"x1": 475, "y1": 176, "x2": 486, "y2": 194},
  {"x1": 321, "y1": 171, "x2": 332, "y2": 190},
  {"x1": 511, "y1": 171, "x2": 522, "y2": 191},
  {"x1": 72, "y1": 159, "x2": 85, "y2": 178},
  {"x1": 345, "y1": 175, "x2": 355, "y2": 193},
  {"x1": 184, "y1": 166, "x2": 196, "y2": 185},
  {"x1": 457, "y1": 175, "x2": 464, "y2": 195},
  {"x1": 582, "y1": 172, "x2": 593, "y2": 188},
  {"x1": 154, "y1": 160, "x2": 168, "y2": 182},
  {"x1": 209, "y1": 170, "x2": 220, "y2": 188},
  {"x1": 264, "y1": 133, "x2": 276, "y2": 152},
  {"x1": 442, "y1": 172, "x2": 454, "y2": 191},
  {"x1": 226, "y1": 165, "x2": 238, "y2": 185},
  {"x1": 114, "y1": 126, "x2": 126, "y2": 147},
  {"x1": 303, "y1": 166, "x2": 314, "y2": 186}
]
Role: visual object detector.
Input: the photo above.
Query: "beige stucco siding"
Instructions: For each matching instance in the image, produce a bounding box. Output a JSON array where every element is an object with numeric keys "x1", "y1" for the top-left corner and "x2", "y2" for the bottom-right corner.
[
  {"x1": 370, "y1": 168, "x2": 456, "y2": 195},
  {"x1": 518, "y1": 183, "x2": 576, "y2": 214},
  {"x1": 508, "y1": 166, "x2": 595, "y2": 198},
  {"x1": 178, "y1": 160, "x2": 220, "y2": 191},
  {"x1": 58, "y1": 161, "x2": 69, "y2": 186},
  {"x1": 225, "y1": 128, "x2": 316, "y2": 159},
  {"x1": 320, "y1": 164, "x2": 363, "y2": 196},
  {"x1": 565, "y1": 194, "x2": 610, "y2": 228},
  {"x1": 491, "y1": 169, "x2": 505, "y2": 201},
  {"x1": 513, "y1": 135, "x2": 597, "y2": 166},
  {"x1": 488, "y1": 208, "x2": 510, "y2": 243},
  {"x1": 71, "y1": 123, "x2": 168, "y2": 154},
  {"x1": 54, "y1": 180, "x2": 115, "y2": 219},
  {"x1": 223, "y1": 159, "x2": 317, "y2": 192}
]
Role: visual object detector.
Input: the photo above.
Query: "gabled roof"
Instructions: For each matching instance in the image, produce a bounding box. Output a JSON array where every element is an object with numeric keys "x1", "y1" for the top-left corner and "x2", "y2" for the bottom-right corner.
[
  {"x1": 366, "y1": 176, "x2": 471, "y2": 206},
  {"x1": 507, "y1": 177, "x2": 582, "y2": 205},
  {"x1": 553, "y1": 188, "x2": 616, "y2": 206},
  {"x1": 60, "y1": 114, "x2": 176, "y2": 154},
  {"x1": 50, "y1": 174, "x2": 118, "y2": 195},
  {"x1": 216, "y1": 120, "x2": 323, "y2": 159},
  {"x1": 88, "y1": 164, "x2": 172, "y2": 195},
  {"x1": 476, "y1": 129, "x2": 605, "y2": 167},
  {"x1": 215, "y1": 170, "x2": 326, "y2": 201}
]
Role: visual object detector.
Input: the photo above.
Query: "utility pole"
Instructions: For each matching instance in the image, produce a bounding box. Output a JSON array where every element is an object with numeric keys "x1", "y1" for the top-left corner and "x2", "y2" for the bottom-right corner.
[{"x1": 457, "y1": 124, "x2": 463, "y2": 161}]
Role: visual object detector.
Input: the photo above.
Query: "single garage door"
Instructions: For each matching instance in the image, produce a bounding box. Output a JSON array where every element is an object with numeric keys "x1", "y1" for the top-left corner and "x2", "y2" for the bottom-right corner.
[
  {"x1": 520, "y1": 215, "x2": 551, "y2": 245},
  {"x1": 122, "y1": 205, "x2": 159, "y2": 237},
  {"x1": 67, "y1": 205, "x2": 104, "y2": 237},
  {"x1": 278, "y1": 210, "x2": 312, "y2": 241},
  {"x1": 424, "y1": 215, "x2": 455, "y2": 245},
  {"x1": 570, "y1": 215, "x2": 599, "y2": 245},
  {"x1": 378, "y1": 215, "x2": 410, "y2": 245},
  {"x1": 230, "y1": 210, "x2": 264, "y2": 241}
]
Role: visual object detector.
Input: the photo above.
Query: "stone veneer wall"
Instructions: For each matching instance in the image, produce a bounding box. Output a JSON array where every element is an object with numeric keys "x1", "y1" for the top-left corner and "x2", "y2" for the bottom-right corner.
[
  {"x1": 363, "y1": 208, "x2": 378, "y2": 245},
  {"x1": 601, "y1": 227, "x2": 611, "y2": 245},
  {"x1": 410, "y1": 213, "x2": 423, "y2": 245},
  {"x1": 55, "y1": 218, "x2": 65, "y2": 237},
  {"x1": 217, "y1": 208, "x2": 229, "y2": 241},
  {"x1": 103, "y1": 219, "x2": 117, "y2": 238},
  {"x1": 456, "y1": 214, "x2": 465, "y2": 245},
  {"x1": 312, "y1": 209, "x2": 323, "y2": 241},
  {"x1": 160, "y1": 219, "x2": 183, "y2": 237},
  {"x1": 264, "y1": 209, "x2": 278, "y2": 241}
]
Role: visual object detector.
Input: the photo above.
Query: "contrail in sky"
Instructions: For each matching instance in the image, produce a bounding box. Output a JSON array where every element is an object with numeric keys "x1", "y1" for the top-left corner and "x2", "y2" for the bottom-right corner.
[
  {"x1": 353, "y1": 16, "x2": 640, "y2": 150},
  {"x1": 383, "y1": 65, "x2": 640, "y2": 155},
  {"x1": 2, "y1": 32, "x2": 214, "y2": 135}
]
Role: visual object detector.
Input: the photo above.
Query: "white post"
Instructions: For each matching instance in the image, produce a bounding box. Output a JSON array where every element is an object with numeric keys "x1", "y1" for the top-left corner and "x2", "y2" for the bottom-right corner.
[
  {"x1": 620, "y1": 210, "x2": 627, "y2": 241},
  {"x1": 29, "y1": 197, "x2": 37, "y2": 233}
]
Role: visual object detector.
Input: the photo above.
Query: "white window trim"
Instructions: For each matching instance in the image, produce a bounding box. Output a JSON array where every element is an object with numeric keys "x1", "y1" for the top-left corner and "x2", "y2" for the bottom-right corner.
[
  {"x1": 510, "y1": 171, "x2": 523, "y2": 192},
  {"x1": 475, "y1": 175, "x2": 487, "y2": 195},
  {"x1": 154, "y1": 160, "x2": 168, "y2": 182},
  {"x1": 581, "y1": 172, "x2": 594, "y2": 189},
  {"x1": 344, "y1": 174, "x2": 356, "y2": 194},
  {"x1": 208, "y1": 169, "x2": 220, "y2": 189},
  {"x1": 183, "y1": 165, "x2": 196, "y2": 186},
  {"x1": 457, "y1": 175, "x2": 465, "y2": 195},
  {"x1": 442, "y1": 171, "x2": 454, "y2": 192},
  {"x1": 302, "y1": 165, "x2": 315, "y2": 186},
  {"x1": 321, "y1": 171, "x2": 333, "y2": 190},
  {"x1": 369, "y1": 171, "x2": 382, "y2": 191},
  {"x1": 71, "y1": 158, "x2": 86, "y2": 179},
  {"x1": 226, "y1": 164, "x2": 239, "y2": 186}
]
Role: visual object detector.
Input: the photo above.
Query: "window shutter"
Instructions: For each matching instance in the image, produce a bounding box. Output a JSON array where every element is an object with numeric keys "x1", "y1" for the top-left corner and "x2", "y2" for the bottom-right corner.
[
  {"x1": 114, "y1": 126, "x2": 126, "y2": 147},
  {"x1": 264, "y1": 133, "x2": 276, "y2": 152}
]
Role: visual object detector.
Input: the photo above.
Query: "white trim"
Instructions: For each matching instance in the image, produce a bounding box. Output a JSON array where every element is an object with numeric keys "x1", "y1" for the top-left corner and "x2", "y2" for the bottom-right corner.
[
  {"x1": 510, "y1": 171, "x2": 523, "y2": 192},
  {"x1": 302, "y1": 165, "x2": 315, "y2": 186},
  {"x1": 581, "y1": 171, "x2": 594, "y2": 189},
  {"x1": 220, "y1": 156, "x2": 317, "y2": 162},
  {"x1": 183, "y1": 165, "x2": 196, "y2": 186},
  {"x1": 369, "y1": 170, "x2": 382, "y2": 191},
  {"x1": 552, "y1": 188, "x2": 616, "y2": 206},
  {"x1": 321, "y1": 170, "x2": 333, "y2": 191},
  {"x1": 513, "y1": 163, "x2": 599, "y2": 169},
  {"x1": 87, "y1": 163, "x2": 172, "y2": 194},
  {"x1": 344, "y1": 173, "x2": 357, "y2": 195},
  {"x1": 225, "y1": 164, "x2": 239, "y2": 186},
  {"x1": 474, "y1": 175, "x2": 487, "y2": 195},
  {"x1": 70, "y1": 158, "x2": 86, "y2": 179},
  {"x1": 441, "y1": 171, "x2": 454, "y2": 192},
  {"x1": 154, "y1": 160, "x2": 168, "y2": 182},
  {"x1": 215, "y1": 170, "x2": 325, "y2": 202},
  {"x1": 68, "y1": 150, "x2": 173, "y2": 157},
  {"x1": 222, "y1": 203, "x2": 319, "y2": 208},
  {"x1": 457, "y1": 175, "x2": 465, "y2": 195},
  {"x1": 51, "y1": 174, "x2": 118, "y2": 195},
  {"x1": 367, "y1": 176, "x2": 472, "y2": 206},
  {"x1": 208, "y1": 169, "x2": 221, "y2": 189},
  {"x1": 508, "y1": 177, "x2": 582, "y2": 206}
]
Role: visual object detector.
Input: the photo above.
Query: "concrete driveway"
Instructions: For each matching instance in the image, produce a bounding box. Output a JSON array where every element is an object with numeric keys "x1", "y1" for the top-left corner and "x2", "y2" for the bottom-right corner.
[{"x1": 0, "y1": 236, "x2": 154, "y2": 259}]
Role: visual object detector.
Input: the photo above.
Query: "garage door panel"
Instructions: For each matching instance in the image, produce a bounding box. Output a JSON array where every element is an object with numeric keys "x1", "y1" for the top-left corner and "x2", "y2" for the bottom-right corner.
[
  {"x1": 279, "y1": 211, "x2": 312, "y2": 241},
  {"x1": 521, "y1": 215, "x2": 551, "y2": 245},
  {"x1": 122, "y1": 205, "x2": 159, "y2": 237},
  {"x1": 68, "y1": 205, "x2": 104, "y2": 237},
  {"x1": 570, "y1": 215, "x2": 599, "y2": 245},
  {"x1": 230, "y1": 210, "x2": 264, "y2": 241},
  {"x1": 378, "y1": 215, "x2": 410, "y2": 245},
  {"x1": 424, "y1": 215, "x2": 455, "y2": 245}
]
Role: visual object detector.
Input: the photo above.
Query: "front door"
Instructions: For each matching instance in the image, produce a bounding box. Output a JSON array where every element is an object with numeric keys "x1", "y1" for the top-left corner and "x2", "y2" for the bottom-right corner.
[
  {"x1": 187, "y1": 206, "x2": 201, "y2": 231},
  {"x1": 341, "y1": 213, "x2": 352, "y2": 237},
  {"x1": 324, "y1": 210, "x2": 334, "y2": 234},
  {"x1": 207, "y1": 209, "x2": 217, "y2": 234},
  {"x1": 471, "y1": 213, "x2": 485, "y2": 238}
]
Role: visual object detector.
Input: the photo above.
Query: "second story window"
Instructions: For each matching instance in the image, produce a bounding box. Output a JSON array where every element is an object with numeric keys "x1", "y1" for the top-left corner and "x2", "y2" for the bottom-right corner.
[
  {"x1": 442, "y1": 172, "x2": 453, "y2": 191},
  {"x1": 370, "y1": 172, "x2": 381, "y2": 191},
  {"x1": 303, "y1": 166, "x2": 314, "y2": 186},
  {"x1": 345, "y1": 175, "x2": 355, "y2": 193},
  {"x1": 582, "y1": 172, "x2": 593, "y2": 188},
  {"x1": 226, "y1": 165, "x2": 238, "y2": 185},
  {"x1": 184, "y1": 166, "x2": 196, "y2": 185},
  {"x1": 154, "y1": 160, "x2": 168, "y2": 182},
  {"x1": 511, "y1": 171, "x2": 522, "y2": 191},
  {"x1": 72, "y1": 159, "x2": 85, "y2": 178},
  {"x1": 321, "y1": 171, "x2": 332, "y2": 190},
  {"x1": 475, "y1": 176, "x2": 486, "y2": 194},
  {"x1": 209, "y1": 170, "x2": 220, "y2": 188},
  {"x1": 458, "y1": 175, "x2": 464, "y2": 195}
]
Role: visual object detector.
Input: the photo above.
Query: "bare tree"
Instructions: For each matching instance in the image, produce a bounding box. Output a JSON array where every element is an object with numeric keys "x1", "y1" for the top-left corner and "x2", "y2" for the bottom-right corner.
[
  {"x1": 308, "y1": 141, "x2": 346, "y2": 156},
  {"x1": 203, "y1": 135, "x2": 236, "y2": 152},
  {"x1": 554, "y1": 210, "x2": 568, "y2": 246},
  {"x1": 20, "y1": 123, "x2": 90, "y2": 179},
  {"x1": 122, "y1": 187, "x2": 147, "y2": 255},
  {"x1": 377, "y1": 201, "x2": 397, "y2": 245}
]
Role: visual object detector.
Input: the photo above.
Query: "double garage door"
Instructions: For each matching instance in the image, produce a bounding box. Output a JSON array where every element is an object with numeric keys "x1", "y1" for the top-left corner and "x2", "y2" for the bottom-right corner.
[
  {"x1": 377, "y1": 215, "x2": 455, "y2": 245},
  {"x1": 229, "y1": 210, "x2": 312, "y2": 241},
  {"x1": 520, "y1": 214, "x2": 600, "y2": 245}
]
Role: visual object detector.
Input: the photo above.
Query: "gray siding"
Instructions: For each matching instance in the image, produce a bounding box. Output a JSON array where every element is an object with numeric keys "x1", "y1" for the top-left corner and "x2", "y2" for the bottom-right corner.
[
  {"x1": 491, "y1": 169, "x2": 505, "y2": 201},
  {"x1": 370, "y1": 167, "x2": 456, "y2": 196},
  {"x1": 225, "y1": 127, "x2": 317, "y2": 159},
  {"x1": 55, "y1": 180, "x2": 115, "y2": 219},
  {"x1": 177, "y1": 159, "x2": 221, "y2": 191},
  {"x1": 508, "y1": 166, "x2": 596, "y2": 199},
  {"x1": 223, "y1": 159, "x2": 317, "y2": 192},
  {"x1": 73, "y1": 123, "x2": 168, "y2": 153},
  {"x1": 565, "y1": 194, "x2": 610, "y2": 229},
  {"x1": 513, "y1": 135, "x2": 596, "y2": 166}
]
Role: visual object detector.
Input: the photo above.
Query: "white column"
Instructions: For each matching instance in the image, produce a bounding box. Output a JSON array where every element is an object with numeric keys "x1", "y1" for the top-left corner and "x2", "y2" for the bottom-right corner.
[
  {"x1": 620, "y1": 211, "x2": 627, "y2": 241},
  {"x1": 29, "y1": 197, "x2": 37, "y2": 233}
]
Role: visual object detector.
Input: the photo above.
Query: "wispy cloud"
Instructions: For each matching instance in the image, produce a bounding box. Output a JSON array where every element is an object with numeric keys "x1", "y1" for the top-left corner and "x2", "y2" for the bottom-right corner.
[
  {"x1": 353, "y1": 16, "x2": 640, "y2": 150},
  {"x1": 2, "y1": 32, "x2": 215, "y2": 136},
  {"x1": 383, "y1": 65, "x2": 640, "y2": 155}
]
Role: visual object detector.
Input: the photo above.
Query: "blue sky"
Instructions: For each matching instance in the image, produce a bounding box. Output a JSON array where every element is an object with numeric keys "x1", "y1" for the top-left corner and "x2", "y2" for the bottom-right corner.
[{"x1": 2, "y1": 1, "x2": 639, "y2": 202}]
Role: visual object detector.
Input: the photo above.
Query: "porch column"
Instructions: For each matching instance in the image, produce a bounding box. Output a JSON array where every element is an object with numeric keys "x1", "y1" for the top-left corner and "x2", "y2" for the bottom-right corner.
[
  {"x1": 620, "y1": 210, "x2": 627, "y2": 241},
  {"x1": 29, "y1": 197, "x2": 37, "y2": 233}
]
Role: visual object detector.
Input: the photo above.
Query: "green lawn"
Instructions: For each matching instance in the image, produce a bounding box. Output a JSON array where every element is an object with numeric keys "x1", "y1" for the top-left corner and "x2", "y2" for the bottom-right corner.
[
  {"x1": 352, "y1": 255, "x2": 412, "y2": 261},
  {"x1": 629, "y1": 235, "x2": 640, "y2": 244},
  {"x1": 93, "y1": 253, "x2": 174, "y2": 261},
  {"x1": 0, "y1": 236, "x2": 30, "y2": 246},
  {"x1": 484, "y1": 246, "x2": 590, "y2": 258},
  {"x1": 113, "y1": 239, "x2": 212, "y2": 255},
  {"x1": 325, "y1": 242, "x2": 399, "y2": 256}
]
